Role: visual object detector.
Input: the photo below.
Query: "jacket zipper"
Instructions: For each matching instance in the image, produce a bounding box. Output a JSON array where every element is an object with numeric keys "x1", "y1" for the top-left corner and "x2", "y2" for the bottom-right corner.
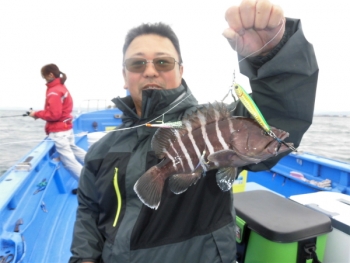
[{"x1": 113, "y1": 167, "x2": 122, "y2": 227}]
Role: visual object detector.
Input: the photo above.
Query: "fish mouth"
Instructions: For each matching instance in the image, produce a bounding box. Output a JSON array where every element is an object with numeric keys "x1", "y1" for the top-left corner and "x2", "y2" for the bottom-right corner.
[{"x1": 266, "y1": 130, "x2": 292, "y2": 154}]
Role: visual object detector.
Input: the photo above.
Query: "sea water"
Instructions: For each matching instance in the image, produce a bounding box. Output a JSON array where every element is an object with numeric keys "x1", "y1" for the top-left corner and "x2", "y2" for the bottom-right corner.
[{"x1": 0, "y1": 110, "x2": 349, "y2": 176}]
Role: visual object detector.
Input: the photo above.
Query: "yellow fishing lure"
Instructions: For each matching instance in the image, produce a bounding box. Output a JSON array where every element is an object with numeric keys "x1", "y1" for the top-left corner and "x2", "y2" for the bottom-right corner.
[
  {"x1": 234, "y1": 83, "x2": 271, "y2": 133},
  {"x1": 234, "y1": 83, "x2": 297, "y2": 152}
]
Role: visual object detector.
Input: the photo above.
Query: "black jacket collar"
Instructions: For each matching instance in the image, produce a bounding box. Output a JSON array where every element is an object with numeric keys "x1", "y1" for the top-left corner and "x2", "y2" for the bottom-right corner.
[{"x1": 111, "y1": 79, "x2": 198, "y2": 125}]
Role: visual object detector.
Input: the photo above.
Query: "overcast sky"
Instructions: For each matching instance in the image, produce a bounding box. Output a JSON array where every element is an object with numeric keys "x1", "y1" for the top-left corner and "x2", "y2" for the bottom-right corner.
[{"x1": 0, "y1": 0, "x2": 348, "y2": 113}]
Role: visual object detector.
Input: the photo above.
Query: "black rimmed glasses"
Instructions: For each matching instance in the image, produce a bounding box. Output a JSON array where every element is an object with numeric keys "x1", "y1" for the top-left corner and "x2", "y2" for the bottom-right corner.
[{"x1": 123, "y1": 57, "x2": 180, "y2": 73}]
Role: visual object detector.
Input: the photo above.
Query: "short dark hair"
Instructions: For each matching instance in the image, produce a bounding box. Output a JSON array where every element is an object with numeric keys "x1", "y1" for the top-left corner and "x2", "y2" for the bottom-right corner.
[
  {"x1": 41, "y1": 63, "x2": 67, "y2": 84},
  {"x1": 122, "y1": 22, "x2": 183, "y2": 64}
]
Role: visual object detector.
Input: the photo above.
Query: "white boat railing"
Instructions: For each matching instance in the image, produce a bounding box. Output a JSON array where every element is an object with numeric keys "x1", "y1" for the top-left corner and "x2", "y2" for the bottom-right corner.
[{"x1": 77, "y1": 99, "x2": 117, "y2": 114}]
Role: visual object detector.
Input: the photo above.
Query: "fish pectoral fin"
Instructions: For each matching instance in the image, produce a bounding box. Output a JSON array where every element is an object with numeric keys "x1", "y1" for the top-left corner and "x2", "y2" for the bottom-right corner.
[
  {"x1": 216, "y1": 167, "x2": 237, "y2": 192},
  {"x1": 207, "y1": 149, "x2": 236, "y2": 167},
  {"x1": 194, "y1": 150, "x2": 209, "y2": 174},
  {"x1": 134, "y1": 166, "x2": 165, "y2": 210},
  {"x1": 169, "y1": 172, "x2": 202, "y2": 194}
]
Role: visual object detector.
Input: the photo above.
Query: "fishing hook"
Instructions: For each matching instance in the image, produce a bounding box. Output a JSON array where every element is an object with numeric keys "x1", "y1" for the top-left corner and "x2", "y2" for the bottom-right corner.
[
  {"x1": 222, "y1": 71, "x2": 238, "y2": 105},
  {"x1": 267, "y1": 130, "x2": 297, "y2": 152}
]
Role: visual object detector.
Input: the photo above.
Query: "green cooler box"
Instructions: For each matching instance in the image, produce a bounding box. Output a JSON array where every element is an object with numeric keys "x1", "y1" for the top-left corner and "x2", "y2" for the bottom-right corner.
[{"x1": 234, "y1": 190, "x2": 332, "y2": 263}]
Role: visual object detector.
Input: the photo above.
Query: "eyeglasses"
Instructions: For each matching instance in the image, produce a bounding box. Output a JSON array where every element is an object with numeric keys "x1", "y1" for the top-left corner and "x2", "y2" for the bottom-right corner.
[{"x1": 123, "y1": 57, "x2": 180, "y2": 73}]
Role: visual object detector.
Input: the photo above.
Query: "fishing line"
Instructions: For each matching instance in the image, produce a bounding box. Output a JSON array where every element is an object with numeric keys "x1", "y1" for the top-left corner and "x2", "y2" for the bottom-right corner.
[
  {"x1": 0, "y1": 114, "x2": 28, "y2": 118},
  {"x1": 222, "y1": 19, "x2": 285, "y2": 112},
  {"x1": 0, "y1": 21, "x2": 285, "y2": 143},
  {"x1": 0, "y1": 93, "x2": 192, "y2": 147},
  {"x1": 106, "y1": 92, "x2": 193, "y2": 132},
  {"x1": 99, "y1": 23, "x2": 285, "y2": 134},
  {"x1": 225, "y1": 19, "x2": 297, "y2": 152},
  {"x1": 0, "y1": 108, "x2": 32, "y2": 118},
  {"x1": 107, "y1": 21, "x2": 285, "y2": 133},
  {"x1": 0, "y1": 25, "x2": 286, "y2": 155},
  {"x1": 237, "y1": 19, "x2": 285, "y2": 63},
  {"x1": 221, "y1": 19, "x2": 285, "y2": 103}
]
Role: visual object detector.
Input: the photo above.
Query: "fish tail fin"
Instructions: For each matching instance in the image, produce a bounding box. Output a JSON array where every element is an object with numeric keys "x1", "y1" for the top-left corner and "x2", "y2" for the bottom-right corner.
[{"x1": 134, "y1": 166, "x2": 165, "y2": 210}]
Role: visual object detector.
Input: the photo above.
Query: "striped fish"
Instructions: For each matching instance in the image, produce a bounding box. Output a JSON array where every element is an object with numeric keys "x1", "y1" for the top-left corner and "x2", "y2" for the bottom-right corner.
[{"x1": 134, "y1": 102, "x2": 292, "y2": 209}]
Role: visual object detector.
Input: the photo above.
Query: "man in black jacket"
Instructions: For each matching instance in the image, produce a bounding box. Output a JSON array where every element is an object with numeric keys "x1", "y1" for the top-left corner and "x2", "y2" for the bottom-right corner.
[{"x1": 70, "y1": 0, "x2": 318, "y2": 262}]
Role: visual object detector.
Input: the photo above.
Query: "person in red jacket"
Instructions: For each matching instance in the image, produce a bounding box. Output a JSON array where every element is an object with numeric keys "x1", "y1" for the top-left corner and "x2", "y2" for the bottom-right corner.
[{"x1": 29, "y1": 64, "x2": 86, "y2": 192}]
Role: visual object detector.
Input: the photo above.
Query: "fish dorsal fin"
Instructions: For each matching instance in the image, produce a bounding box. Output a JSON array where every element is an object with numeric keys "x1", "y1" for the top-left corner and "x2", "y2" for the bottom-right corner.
[
  {"x1": 152, "y1": 128, "x2": 181, "y2": 159},
  {"x1": 182, "y1": 102, "x2": 230, "y2": 131}
]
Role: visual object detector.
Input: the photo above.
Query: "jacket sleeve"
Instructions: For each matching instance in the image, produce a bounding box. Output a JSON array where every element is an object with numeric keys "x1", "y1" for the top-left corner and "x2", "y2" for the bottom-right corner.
[
  {"x1": 233, "y1": 18, "x2": 318, "y2": 171},
  {"x1": 69, "y1": 153, "x2": 105, "y2": 263},
  {"x1": 34, "y1": 90, "x2": 63, "y2": 121}
]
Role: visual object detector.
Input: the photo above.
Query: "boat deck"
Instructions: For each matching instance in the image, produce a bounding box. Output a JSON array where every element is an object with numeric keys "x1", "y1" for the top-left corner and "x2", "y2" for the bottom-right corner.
[
  {"x1": 0, "y1": 137, "x2": 86, "y2": 262},
  {"x1": 0, "y1": 109, "x2": 120, "y2": 263}
]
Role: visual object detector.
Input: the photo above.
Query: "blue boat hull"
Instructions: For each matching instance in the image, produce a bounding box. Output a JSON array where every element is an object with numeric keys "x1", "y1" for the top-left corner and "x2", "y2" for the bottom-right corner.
[{"x1": 0, "y1": 108, "x2": 349, "y2": 262}]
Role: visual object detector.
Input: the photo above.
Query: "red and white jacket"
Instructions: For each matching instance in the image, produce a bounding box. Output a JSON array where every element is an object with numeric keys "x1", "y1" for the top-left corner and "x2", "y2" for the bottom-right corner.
[{"x1": 35, "y1": 78, "x2": 73, "y2": 134}]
